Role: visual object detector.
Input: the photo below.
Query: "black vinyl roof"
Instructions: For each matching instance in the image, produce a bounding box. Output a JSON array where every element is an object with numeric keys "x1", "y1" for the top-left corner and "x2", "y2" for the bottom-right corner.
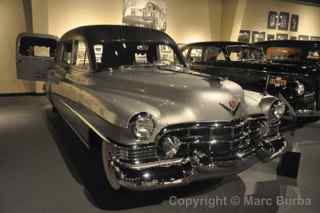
[
  {"x1": 182, "y1": 41, "x2": 247, "y2": 49},
  {"x1": 60, "y1": 25, "x2": 176, "y2": 45},
  {"x1": 255, "y1": 40, "x2": 320, "y2": 48}
]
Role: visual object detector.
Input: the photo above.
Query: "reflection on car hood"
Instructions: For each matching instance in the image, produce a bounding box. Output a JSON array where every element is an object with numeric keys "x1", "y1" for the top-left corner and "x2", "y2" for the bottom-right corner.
[{"x1": 87, "y1": 67, "x2": 249, "y2": 128}]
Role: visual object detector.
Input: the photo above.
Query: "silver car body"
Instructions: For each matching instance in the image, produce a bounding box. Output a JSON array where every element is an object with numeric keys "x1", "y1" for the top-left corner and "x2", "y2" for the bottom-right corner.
[{"x1": 16, "y1": 25, "x2": 287, "y2": 191}]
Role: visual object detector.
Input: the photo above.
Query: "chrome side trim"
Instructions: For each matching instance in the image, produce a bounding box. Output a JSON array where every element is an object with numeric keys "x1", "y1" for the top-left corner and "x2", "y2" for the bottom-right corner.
[
  {"x1": 52, "y1": 99, "x2": 90, "y2": 148},
  {"x1": 60, "y1": 99, "x2": 109, "y2": 142},
  {"x1": 117, "y1": 158, "x2": 187, "y2": 171}
]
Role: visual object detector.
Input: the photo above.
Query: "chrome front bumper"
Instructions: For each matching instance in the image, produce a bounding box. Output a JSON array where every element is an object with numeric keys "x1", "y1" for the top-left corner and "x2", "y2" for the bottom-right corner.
[{"x1": 103, "y1": 135, "x2": 287, "y2": 191}]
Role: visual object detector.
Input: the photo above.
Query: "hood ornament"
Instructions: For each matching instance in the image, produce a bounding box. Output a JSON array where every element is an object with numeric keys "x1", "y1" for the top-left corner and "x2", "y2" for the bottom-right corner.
[{"x1": 220, "y1": 99, "x2": 240, "y2": 115}]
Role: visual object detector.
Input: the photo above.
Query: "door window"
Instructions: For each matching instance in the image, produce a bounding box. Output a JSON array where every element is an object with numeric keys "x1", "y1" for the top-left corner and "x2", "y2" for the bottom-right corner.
[
  {"x1": 204, "y1": 47, "x2": 225, "y2": 62},
  {"x1": 189, "y1": 47, "x2": 203, "y2": 63},
  {"x1": 307, "y1": 49, "x2": 320, "y2": 60},
  {"x1": 62, "y1": 41, "x2": 73, "y2": 65},
  {"x1": 158, "y1": 44, "x2": 176, "y2": 64},
  {"x1": 94, "y1": 44, "x2": 103, "y2": 63},
  {"x1": 182, "y1": 48, "x2": 189, "y2": 58},
  {"x1": 74, "y1": 40, "x2": 90, "y2": 68},
  {"x1": 19, "y1": 36, "x2": 56, "y2": 57}
]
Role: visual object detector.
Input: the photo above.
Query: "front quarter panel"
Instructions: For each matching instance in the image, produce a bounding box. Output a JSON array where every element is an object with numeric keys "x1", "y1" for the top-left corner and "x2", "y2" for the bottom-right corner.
[{"x1": 243, "y1": 90, "x2": 278, "y2": 116}]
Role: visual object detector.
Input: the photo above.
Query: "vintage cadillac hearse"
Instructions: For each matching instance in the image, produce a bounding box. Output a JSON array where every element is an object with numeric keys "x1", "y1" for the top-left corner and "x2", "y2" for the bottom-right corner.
[{"x1": 16, "y1": 25, "x2": 287, "y2": 193}]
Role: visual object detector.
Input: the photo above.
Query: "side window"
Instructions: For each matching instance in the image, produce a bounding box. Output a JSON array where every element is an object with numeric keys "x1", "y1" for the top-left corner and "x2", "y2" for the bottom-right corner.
[
  {"x1": 307, "y1": 49, "x2": 320, "y2": 60},
  {"x1": 19, "y1": 36, "x2": 56, "y2": 57},
  {"x1": 159, "y1": 44, "x2": 176, "y2": 64},
  {"x1": 229, "y1": 51, "x2": 241, "y2": 61},
  {"x1": 94, "y1": 44, "x2": 103, "y2": 63},
  {"x1": 62, "y1": 41, "x2": 72, "y2": 65},
  {"x1": 189, "y1": 47, "x2": 203, "y2": 63},
  {"x1": 204, "y1": 47, "x2": 225, "y2": 63},
  {"x1": 182, "y1": 48, "x2": 189, "y2": 58},
  {"x1": 74, "y1": 40, "x2": 90, "y2": 68}
]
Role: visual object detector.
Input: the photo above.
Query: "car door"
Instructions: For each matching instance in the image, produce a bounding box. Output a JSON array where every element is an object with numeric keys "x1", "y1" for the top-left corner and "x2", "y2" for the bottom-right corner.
[
  {"x1": 50, "y1": 39, "x2": 93, "y2": 145},
  {"x1": 16, "y1": 33, "x2": 58, "y2": 81}
]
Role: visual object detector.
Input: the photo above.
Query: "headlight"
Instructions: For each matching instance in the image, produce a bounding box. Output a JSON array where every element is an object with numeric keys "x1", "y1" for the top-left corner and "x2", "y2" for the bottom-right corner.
[
  {"x1": 129, "y1": 113, "x2": 155, "y2": 140},
  {"x1": 295, "y1": 81, "x2": 305, "y2": 96},
  {"x1": 269, "y1": 101, "x2": 286, "y2": 120}
]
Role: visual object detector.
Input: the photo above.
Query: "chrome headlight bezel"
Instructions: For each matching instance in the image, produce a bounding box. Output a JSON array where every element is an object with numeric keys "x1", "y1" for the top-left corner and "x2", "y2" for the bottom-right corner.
[
  {"x1": 295, "y1": 81, "x2": 305, "y2": 96},
  {"x1": 129, "y1": 112, "x2": 155, "y2": 140},
  {"x1": 269, "y1": 100, "x2": 286, "y2": 120}
]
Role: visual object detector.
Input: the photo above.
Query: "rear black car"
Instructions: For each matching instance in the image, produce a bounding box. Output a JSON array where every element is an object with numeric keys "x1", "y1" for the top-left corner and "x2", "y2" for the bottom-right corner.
[{"x1": 181, "y1": 41, "x2": 320, "y2": 119}]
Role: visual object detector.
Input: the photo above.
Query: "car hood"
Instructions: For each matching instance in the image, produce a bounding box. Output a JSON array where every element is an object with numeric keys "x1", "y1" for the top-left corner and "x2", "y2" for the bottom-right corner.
[{"x1": 86, "y1": 68, "x2": 250, "y2": 129}]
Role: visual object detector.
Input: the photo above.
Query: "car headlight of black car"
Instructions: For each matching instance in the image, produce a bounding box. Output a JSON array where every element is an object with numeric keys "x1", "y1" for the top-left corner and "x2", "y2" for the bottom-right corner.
[
  {"x1": 130, "y1": 112, "x2": 155, "y2": 140},
  {"x1": 269, "y1": 100, "x2": 286, "y2": 120},
  {"x1": 295, "y1": 81, "x2": 305, "y2": 96}
]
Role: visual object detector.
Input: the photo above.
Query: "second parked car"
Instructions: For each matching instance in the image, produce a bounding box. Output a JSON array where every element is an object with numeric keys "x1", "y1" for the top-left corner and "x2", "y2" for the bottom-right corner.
[{"x1": 182, "y1": 41, "x2": 320, "y2": 119}]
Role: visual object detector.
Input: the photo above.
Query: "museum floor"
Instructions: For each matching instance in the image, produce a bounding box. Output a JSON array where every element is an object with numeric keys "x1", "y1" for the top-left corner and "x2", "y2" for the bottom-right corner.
[{"x1": 0, "y1": 96, "x2": 320, "y2": 213}]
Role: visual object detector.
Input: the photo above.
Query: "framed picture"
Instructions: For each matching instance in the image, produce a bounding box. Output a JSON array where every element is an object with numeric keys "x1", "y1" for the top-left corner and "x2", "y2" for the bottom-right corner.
[
  {"x1": 123, "y1": 0, "x2": 167, "y2": 31},
  {"x1": 267, "y1": 34, "x2": 275, "y2": 41},
  {"x1": 252, "y1": 31, "x2": 266, "y2": 43},
  {"x1": 299, "y1": 35, "x2": 309, "y2": 40},
  {"x1": 267, "y1": 11, "x2": 278, "y2": 29},
  {"x1": 311, "y1": 36, "x2": 320, "y2": 41},
  {"x1": 290, "y1": 36, "x2": 297, "y2": 40},
  {"x1": 238, "y1": 30, "x2": 251, "y2": 43},
  {"x1": 278, "y1": 12, "x2": 289, "y2": 30},
  {"x1": 277, "y1": 33, "x2": 288, "y2": 40},
  {"x1": 290, "y1": 14, "x2": 299, "y2": 32}
]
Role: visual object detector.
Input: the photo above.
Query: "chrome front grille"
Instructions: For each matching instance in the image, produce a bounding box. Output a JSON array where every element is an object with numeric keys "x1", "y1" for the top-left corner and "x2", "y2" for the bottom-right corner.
[
  {"x1": 113, "y1": 116, "x2": 271, "y2": 164},
  {"x1": 157, "y1": 119, "x2": 256, "y2": 158},
  {"x1": 114, "y1": 143, "x2": 158, "y2": 163},
  {"x1": 159, "y1": 119, "x2": 250, "y2": 141}
]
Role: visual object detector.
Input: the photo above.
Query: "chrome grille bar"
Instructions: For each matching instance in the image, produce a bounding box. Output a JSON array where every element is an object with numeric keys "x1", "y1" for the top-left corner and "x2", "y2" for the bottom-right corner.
[{"x1": 113, "y1": 115, "x2": 271, "y2": 164}]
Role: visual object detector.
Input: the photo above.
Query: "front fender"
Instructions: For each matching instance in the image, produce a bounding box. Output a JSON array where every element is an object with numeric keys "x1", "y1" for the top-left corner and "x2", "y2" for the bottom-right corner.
[{"x1": 243, "y1": 90, "x2": 278, "y2": 116}]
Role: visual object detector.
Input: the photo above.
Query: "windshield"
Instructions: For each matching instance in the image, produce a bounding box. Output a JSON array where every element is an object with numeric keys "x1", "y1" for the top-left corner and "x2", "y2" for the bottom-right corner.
[
  {"x1": 226, "y1": 45, "x2": 265, "y2": 62},
  {"x1": 266, "y1": 47, "x2": 320, "y2": 62},
  {"x1": 91, "y1": 41, "x2": 183, "y2": 71}
]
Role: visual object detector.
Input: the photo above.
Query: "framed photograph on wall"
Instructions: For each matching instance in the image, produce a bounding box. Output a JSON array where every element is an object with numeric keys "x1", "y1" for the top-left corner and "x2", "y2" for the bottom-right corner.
[
  {"x1": 238, "y1": 30, "x2": 251, "y2": 43},
  {"x1": 290, "y1": 36, "x2": 297, "y2": 40},
  {"x1": 278, "y1": 12, "x2": 289, "y2": 30},
  {"x1": 267, "y1": 34, "x2": 275, "y2": 41},
  {"x1": 299, "y1": 35, "x2": 309, "y2": 40},
  {"x1": 123, "y1": 0, "x2": 167, "y2": 31},
  {"x1": 267, "y1": 11, "x2": 278, "y2": 29},
  {"x1": 277, "y1": 33, "x2": 288, "y2": 40},
  {"x1": 311, "y1": 36, "x2": 320, "y2": 41},
  {"x1": 252, "y1": 31, "x2": 266, "y2": 43},
  {"x1": 290, "y1": 14, "x2": 299, "y2": 32}
]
